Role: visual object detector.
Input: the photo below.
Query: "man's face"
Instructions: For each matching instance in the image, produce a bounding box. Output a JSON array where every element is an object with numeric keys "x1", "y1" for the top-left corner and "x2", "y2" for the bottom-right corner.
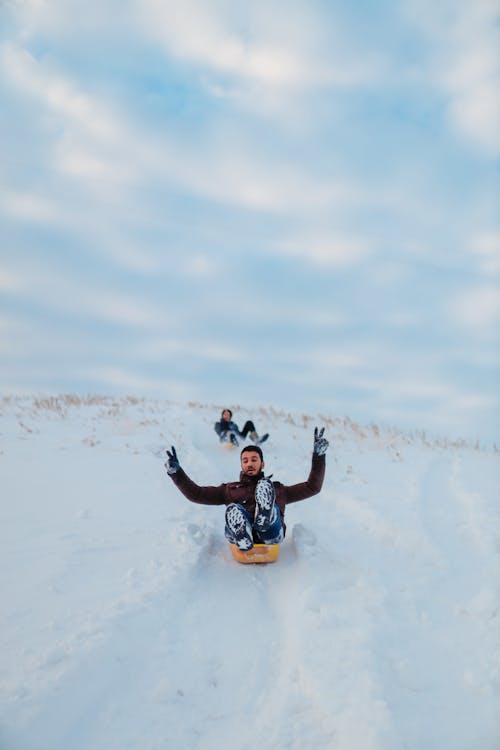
[
  {"x1": 222, "y1": 410, "x2": 232, "y2": 421},
  {"x1": 241, "y1": 451, "x2": 264, "y2": 476}
]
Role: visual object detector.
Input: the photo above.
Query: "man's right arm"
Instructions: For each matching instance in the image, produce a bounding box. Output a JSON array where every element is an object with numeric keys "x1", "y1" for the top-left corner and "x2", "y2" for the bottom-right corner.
[
  {"x1": 165, "y1": 446, "x2": 226, "y2": 506},
  {"x1": 169, "y1": 468, "x2": 226, "y2": 506}
]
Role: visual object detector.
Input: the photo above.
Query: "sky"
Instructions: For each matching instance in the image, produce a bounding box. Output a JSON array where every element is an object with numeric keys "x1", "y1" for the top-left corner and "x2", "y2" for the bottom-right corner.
[{"x1": 0, "y1": 0, "x2": 499, "y2": 444}]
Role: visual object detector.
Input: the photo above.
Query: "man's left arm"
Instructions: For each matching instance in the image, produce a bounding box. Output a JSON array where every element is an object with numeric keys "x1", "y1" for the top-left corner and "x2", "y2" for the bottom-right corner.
[{"x1": 283, "y1": 427, "x2": 329, "y2": 504}]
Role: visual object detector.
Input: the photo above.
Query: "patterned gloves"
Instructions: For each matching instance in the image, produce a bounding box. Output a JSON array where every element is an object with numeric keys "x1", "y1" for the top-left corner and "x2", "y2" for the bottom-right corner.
[
  {"x1": 313, "y1": 427, "x2": 329, "y2": 456},
  {"x1": 165, "y1": 446, "x2": 180, "y2": 474}
]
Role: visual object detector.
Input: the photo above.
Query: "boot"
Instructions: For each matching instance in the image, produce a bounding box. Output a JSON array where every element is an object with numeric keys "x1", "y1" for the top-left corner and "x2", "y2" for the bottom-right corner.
[
  {"x1": 254, "y1": 478, "x2": 276, "y2": 531},
  {"x1": 226, "y1": 505, "x2": 253, "y2": 549}
]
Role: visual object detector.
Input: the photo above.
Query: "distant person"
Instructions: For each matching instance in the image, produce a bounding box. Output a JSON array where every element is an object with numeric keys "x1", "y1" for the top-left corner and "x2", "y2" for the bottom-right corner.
[
  {"x1": 214, "y1": 408, "x2": 269, "y2": 447},
  {"x1": 164, "y1": 428, "x2": 329, "y2": 550}
]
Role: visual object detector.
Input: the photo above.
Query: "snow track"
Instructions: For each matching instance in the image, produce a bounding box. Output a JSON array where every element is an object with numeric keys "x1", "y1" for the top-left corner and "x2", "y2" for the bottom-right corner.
[{"x1": 0, "y1": 398, "x2": 499, "y2": 749}]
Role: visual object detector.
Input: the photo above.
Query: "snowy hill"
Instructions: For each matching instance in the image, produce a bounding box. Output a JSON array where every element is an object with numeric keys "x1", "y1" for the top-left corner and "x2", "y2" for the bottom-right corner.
[{"x1": 1, "y1": 395, "x2": 499, "y2": 750}]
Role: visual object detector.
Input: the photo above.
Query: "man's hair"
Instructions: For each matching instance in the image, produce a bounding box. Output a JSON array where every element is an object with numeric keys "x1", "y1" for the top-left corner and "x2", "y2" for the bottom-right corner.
[{"x1": 241, "y1": 444, "x2": 263, "y2": 461}]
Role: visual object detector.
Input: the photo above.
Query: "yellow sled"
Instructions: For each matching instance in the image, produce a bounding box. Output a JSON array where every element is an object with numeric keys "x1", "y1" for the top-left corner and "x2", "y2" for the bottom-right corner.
[{"x1": 229, "y1": 543, "x2": 280, "y2": 564}]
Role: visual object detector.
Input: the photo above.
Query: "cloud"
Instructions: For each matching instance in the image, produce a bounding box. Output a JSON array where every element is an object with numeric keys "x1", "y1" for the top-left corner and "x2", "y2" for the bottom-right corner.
[
  {"x1": 440, "y1": 8, "x2": 500, "y2": 155},
  {"x1": 166, "y1": 149, "x2": 363, "y2": 215},
  {"x1": 276, "y1": 232, "x2": 373, "y2": 267},
  {"x1": 132, "y1": 335, "x2": 248, "y2": 365},
  {"x1": 134, "y1": 0, "x2": 381, "y2": 89},
  {"x1": 0, "y1": 41, "x2": 387, "y2": 230},
  {"x1": 404, "y1": 0, "x2": 500, "y2": 154},
  {"x1": 131, "y1": 0, "x2": 388, "y2": 128},
  {"x1": 78, "y1": 365, "x2": 192, "y2": 399},
  {"x1": 301, "y1": 347, "x2": 365, "y2": 371},
  {"x1": 0, "y1": 43, "x2": 143, "y2": 209},
  {"x1": 0, "y1": 266, "x2": 26, "y2": 293},
  {"x1": 451, "y1": 392, "x2": 500, "y2": 411},
  {"x1": 0, "y1": 190, "x2": 57, "y2": 223},
  {"x1": 1, "y1": 43, "x2": 116, "y2": 140},
  {"x1": 1, "y1": 42, "x2": 167, "y2": 185},
  {"x1": 451, "y1": 285, "x2": 500, "y2": 330},
  {"x1": 0, "y1": 260, "x2": 168, "y2": 329},
  {"x1": 272, "y1": 344, "x2": 370, "y2": 388},
  {"x1": 178, "y1": 254, "x2": 219, "y2": 279},
  {"x1": 164, "y1": 282, "x2": 348, "y2": 330},
  {"x1": 469, "y1": 230, "x2": 500, "y2": 275},
  {"x1": 0, "y1": 312, "x2": 92, "y2": 358}
]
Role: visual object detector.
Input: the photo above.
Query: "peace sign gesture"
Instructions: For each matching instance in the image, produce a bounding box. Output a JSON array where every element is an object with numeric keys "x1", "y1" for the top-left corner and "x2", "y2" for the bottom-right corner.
[
  {"x1": 165, "y1": 446, "x2": 180, "y2": 474},
  {"x1": 313, "y1": 427, "x2": 329, "y2": 456}
]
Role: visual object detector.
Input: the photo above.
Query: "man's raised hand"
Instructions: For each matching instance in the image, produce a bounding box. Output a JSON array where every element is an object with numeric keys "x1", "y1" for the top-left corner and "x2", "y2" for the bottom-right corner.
[
  {"x1": 165, "y1": 446, "x2": 180, "y2": 474},
  {"x1": 313, "y1": 427, "x2": 329, "y2": 456}
]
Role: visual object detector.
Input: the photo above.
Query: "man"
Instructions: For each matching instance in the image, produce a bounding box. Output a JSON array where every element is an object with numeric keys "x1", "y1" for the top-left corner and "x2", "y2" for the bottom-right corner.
[
  {"x1": 214, "y1": 408, "x2": 269, "y2": 447},
  {"x1": 165, "y1": 427, "x2": 329, "y2": 550}
]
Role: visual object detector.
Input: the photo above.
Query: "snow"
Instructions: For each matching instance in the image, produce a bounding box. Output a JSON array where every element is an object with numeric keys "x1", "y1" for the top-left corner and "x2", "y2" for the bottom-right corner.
[{"x1": 1, "y1": 395, "x2": 499, "y2": 750}]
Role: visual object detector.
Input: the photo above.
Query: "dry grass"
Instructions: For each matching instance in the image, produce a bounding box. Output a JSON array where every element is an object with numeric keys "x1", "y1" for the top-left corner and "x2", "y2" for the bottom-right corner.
[{"x1": 0, "y1": 394, "x2": 496, "y2": 454}]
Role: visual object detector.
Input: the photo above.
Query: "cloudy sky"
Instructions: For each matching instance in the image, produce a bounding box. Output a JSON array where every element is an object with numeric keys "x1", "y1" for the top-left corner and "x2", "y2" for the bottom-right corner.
[{"x1": 1, "y1": 0, "x2": 499, "y2": 443}]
